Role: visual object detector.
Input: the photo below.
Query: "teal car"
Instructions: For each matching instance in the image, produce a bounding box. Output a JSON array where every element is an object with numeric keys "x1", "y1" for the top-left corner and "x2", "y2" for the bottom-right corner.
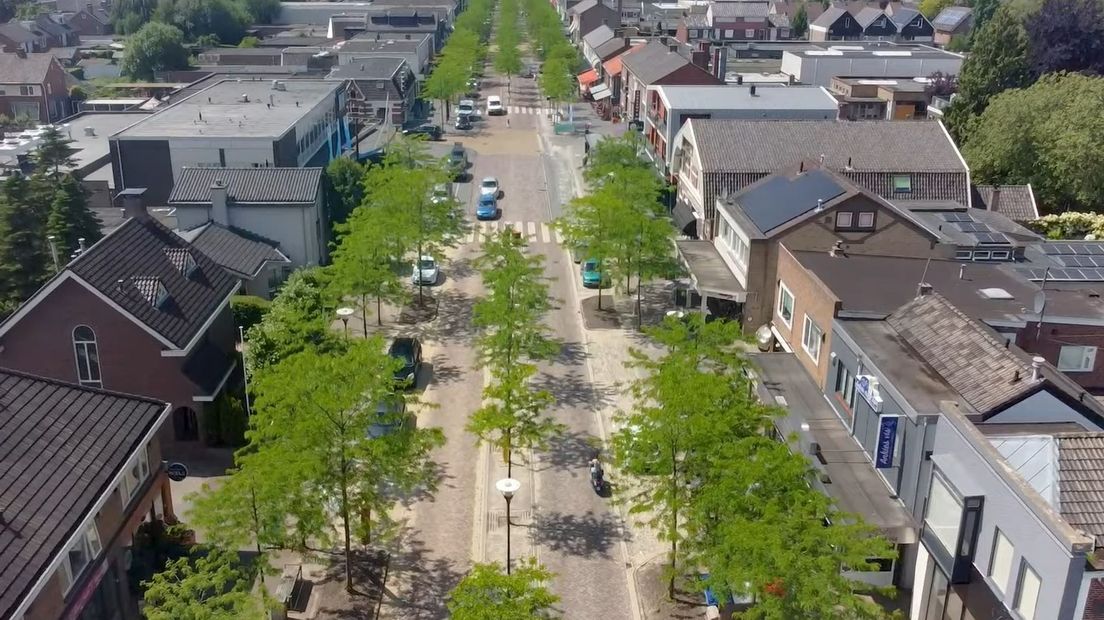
[{"x1": 581, "y1": 259, "x2": 606, "y2": 288}]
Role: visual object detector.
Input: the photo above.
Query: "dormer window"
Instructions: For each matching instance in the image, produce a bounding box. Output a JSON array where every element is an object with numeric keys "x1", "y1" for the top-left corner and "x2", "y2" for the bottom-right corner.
[
  {"x1": 133, "y1": 276, "x2": 170, "y2": 308},
  {"x1": 163, "y1": 247, "x2": 198, "y2": 277}
]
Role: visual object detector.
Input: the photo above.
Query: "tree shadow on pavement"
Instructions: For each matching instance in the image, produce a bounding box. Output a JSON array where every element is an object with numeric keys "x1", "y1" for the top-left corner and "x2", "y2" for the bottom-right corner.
[
  {"x1": 313, "y1": 548, "x2": 389, "y2": 620},
  {"x1": 375, "y1": 527, "x2": 466, "y2": 620},
  {"x1": 530, "y1": 510, "x2": 630, "y2": 560},
  {"x1": 535, "y1": 429, "x2": 601, "y2": 474},
  {"x1": 423, "y1": 355, "x2": 465, "y2": 386},
  {"x1": 431, "y1": 287, "x2": 477, "y2": 344},
  {"x1": 532, "y1": 369, "x2": 616, "y2": 410}
]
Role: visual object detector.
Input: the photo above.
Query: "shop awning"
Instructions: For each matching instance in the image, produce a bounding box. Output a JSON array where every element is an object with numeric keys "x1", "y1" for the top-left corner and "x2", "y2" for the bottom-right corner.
[
  {"x1": 671, "y1": 203, "x2": 697, "y2": 236},
  {"x1": 675, "y1": 240, "x2": 745, "y2": 301},
  {"x1": 577, "y1": 68, "x2": 599, "y2": 90},
  {"x1": 751, "y1": 353, "x2": 919, "y2": 545},
  {"x1": 590, "y1": 83, "x2": 612, "y2": 100}
]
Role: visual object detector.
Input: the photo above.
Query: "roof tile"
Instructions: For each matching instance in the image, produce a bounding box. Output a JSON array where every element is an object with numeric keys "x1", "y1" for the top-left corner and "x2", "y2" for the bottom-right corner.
[{"x1": 168, "y1": 167, "x2": 324, "y2": 204}]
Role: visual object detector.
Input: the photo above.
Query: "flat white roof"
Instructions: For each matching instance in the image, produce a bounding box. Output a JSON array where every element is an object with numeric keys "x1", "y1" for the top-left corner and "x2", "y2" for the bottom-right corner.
[
  {"x1": 654, "y1": 84, "x2": 838, "y2": 111},
  {"x1": 114, "y1": 79, "x2": 341, "y2": 140}
]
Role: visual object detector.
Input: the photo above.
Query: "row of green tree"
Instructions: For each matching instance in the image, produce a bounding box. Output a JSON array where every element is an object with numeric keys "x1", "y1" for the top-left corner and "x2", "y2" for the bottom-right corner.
[
  {"x1": 112, "y1": 0, "x2": 279, "y2": 39},
  {"x1": 0, "y1": 127, "x2": 104, "y2": 318},
  {"x1": 492, "y1": 0, "x2": 523, "y2": 85},
  {"x1": 945, "y1": 0, "x2": 1104, "y2": 213},
  {"x1": 522, "y1": 0, "x2": 577, "y2": 106},
  {"x1": 423, "y1": 0, "x2": 496, "y2": 119}
]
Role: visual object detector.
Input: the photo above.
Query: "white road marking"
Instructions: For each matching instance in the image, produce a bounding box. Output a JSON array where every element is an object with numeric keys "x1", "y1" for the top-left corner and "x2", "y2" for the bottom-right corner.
[
  {"x1": 527, "y1": 221, "x2": 537, "y2": 238},
  {"x1": 540, "y1": 222, "x2": 552, "y2": 243}
]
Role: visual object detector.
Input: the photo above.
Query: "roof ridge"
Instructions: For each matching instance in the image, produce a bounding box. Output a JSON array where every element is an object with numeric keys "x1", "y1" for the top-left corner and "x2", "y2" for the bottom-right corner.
[
  {"x1": 0, "y1": 366, "x2": 169, "y2": 406},
  {"x1": 896, "y1": 292, "x2": 1031, "y2": 369}
]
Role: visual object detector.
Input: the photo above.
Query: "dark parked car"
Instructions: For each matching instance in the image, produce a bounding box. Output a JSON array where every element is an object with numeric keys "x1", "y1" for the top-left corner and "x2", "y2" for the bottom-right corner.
[
  {"x1": 368, "y1": 396, "x2": 411, "y2": 438},
  {"x1": 448, "y1": 142, "x2": 468, "y2": 180},
  {"x1": 388, "y1": 337, "x2": 423, "y2": 388},
  {"x1": 455, "y1": 115, "x2": 473, "y2": 131},
  {"x1": 402, "y1": 124, "x2": 443, "y2": 141}
]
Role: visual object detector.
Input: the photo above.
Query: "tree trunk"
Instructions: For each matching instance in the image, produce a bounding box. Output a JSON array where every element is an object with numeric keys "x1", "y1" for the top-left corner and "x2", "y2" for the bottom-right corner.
[
  {"x1": 360, "y1": 505, "x2": 372, "y2": 545},
  {"x1": 376, "y1": 294, "x2": 383, "y2": 326},
  {"x1": 360, "y1": 293, "x2": 368, "y2": 335},
  {"x1": 340, "y1": 471, "x2": 354, "y2": 593},
  {"x1": 505, "y1": 426, "x2": 513, "y2": 478},
  {"x1": 597, "y1": 285, "x2": 603, "y2": 310}
]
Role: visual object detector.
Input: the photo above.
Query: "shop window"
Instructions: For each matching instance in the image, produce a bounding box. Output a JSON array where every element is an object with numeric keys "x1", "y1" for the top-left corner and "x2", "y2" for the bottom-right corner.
[
  {"x1": 857, "y1": 212, "x2": 875, "y2": 228},
  {"x1": 893, "y1": 175, "x2": 912, "y2": 193},
  {"x1": 835, "y1": 211, "x2": 853, "y2": 229},
  {"x1": 1058, "y1": 346, "x2": 1097, "y2": 372},
  {"x1": 988, "y1": 529, "x2": 1015, "y2": 594},
  {"x1": 924, "y1": 563, "x2": 950, "y2": 620},
  {"x1": 925, "y1": 474, "x2": 963, "y2": 556},
  {"x1": 777, "y1": 282, "x2": 795, "y2": 328},
  {"x1": 801, "y1": 314, "x2": 823, "y2": 362},
  {"x1": 1014, "y1": 561, "x2": 1041, "y2": 620},
  {"x1": 835, "y1": 359, "x2": 856, "y2": 411}
]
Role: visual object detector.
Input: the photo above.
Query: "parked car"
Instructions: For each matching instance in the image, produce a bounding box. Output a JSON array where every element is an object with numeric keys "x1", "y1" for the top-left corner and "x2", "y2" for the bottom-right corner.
[
  {"x1": 458, "y1": 99, "x2": 476, "y2": 117},
  {"x1": 411, "y1": 255, "x2": 439, "y2": 286},
  {"x1": 455, "y1": 115, "x2": 473, "y2": 131},
  {"x1": 486, "y1": 95, "x2": 504, "y2": 116},
  {"x1": 521, "y1": 65, "x2": 536, "y2": 78},
  {"x1": 402, "y1": 124, "x2": 443, "y2": 140},
  {"x1": 581, "y1": 259, "x2": 607, "y2": 288},
  {"x1": 465, "y1": 78, "x2": 480, "y2": 96},
  {"x1": 477, "y1": 193, "x2": 499, "y2": 220},
  {"x1": 368, "y1": 396, "x2": 410, "y2": 438},
  {"x1": 388, "y1": 336, "x2": 423, "y2": 389},
  {"x1": 479, "y1": 176, "x2": 500, "y2": 198},
  {"x1": 448, "y1": 143, "x2": 468, "y2": 180},
  {"x1": 431, "y1": 184, "x2": 451, "y2": 204}
]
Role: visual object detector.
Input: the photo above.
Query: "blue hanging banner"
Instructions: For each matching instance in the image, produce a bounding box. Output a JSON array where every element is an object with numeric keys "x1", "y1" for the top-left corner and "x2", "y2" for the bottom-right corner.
[{"x1": 875, "y1": 415, "x2": 899, "y2": 469}]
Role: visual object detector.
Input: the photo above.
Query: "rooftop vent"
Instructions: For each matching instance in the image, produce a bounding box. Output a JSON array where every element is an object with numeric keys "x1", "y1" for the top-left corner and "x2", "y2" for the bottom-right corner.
[
  {"x1": 979, "y1": 287, "x2": 1013, "y2": 300},
  {"x1": 83, "y1": 126, "x2": 95, "y2": 136},
  {"x1": 240, "y1": 93, "x2": 250, "y2": 103},
  {"x1": 271, "y1": 80, "x2": 286, "y2": 91},
  {"x1": 1031, "y1": 356, "x2": 1045, "y2": 381}
]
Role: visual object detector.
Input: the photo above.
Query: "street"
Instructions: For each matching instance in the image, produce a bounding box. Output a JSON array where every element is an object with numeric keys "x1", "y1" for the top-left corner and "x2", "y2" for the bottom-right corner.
[{"x1": 377, "y1": 63, "x2": 637, "y2": 619}]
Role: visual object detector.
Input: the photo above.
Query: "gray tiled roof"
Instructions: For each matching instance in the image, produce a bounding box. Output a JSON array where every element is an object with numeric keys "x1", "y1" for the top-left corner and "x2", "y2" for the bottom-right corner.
[
  {"x1": 711, "y1": 0, "x2": 770, "y2": 18},
  {"x1": 1056, "y1": 433, "x2": 1104, "y2": 545},
  {"x1": 583, "y1": 24, "x2": 616, "y2": 50},
  {"x1": 886, "y1": 292, "x2": 1035, "y2": 413},
  {"x1": 811, "y1": 6, "x2": 847, "y2": 27},
  {"x1": 0, "y1": 22, "x2": 37, "y2": 43},
  {"x1": 854, "y1": 6, "x2": 888, "y2": 28},
  {"x1": 973, "y1": 184, "x2": 1039, "y2": 222},
  {"x1": 932, "y1": 5, "x2": 972, "y2": 31},
  {"x1": 570, "y1": 0, "x2": 599, "y2": 14},
  {"x1": 0, "y1": 369, "x2": 166, "y2": 619},
  {"x1": 65, "y1": 216, "x2": 239, "y2": 349},
  {"x1": 179, "y1": 222, "x2": 289, "y2": 278},
  {"x1": 888, "y1": 6, "x2": 922, "y2": 27},
  {"x1": 593, "y1": 37, "x2": 629, "y2": 60},
  {"x1": 328, "y1": 56, "x2": 407, "y2": 80},
  {"x1": 0, "y1": 52, "x2": 56, "y2": 84},
  {"x1": 168, "y1": 167, "x2": 324, "y2": 204},
  {"x1": 688, "y1": 119, "x2": 967, "y2": 173},
  {"x1": 622, "y1": 41, "x2": 709, "y2": 85}
]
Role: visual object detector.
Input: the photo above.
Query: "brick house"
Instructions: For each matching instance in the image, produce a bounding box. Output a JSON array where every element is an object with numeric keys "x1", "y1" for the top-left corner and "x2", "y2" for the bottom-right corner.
[
  {"x1": 64, "y1": 6, "x2": 113, "y2": 36},
  {"x1": 0, "y1": 52, "x2": 73, "y2": 122},
  {"x1": 0, "y1": 22, "x2": 48, "y2": 53},
  {"x1": 0, "y1": 369, "x2": 174, "y2": 620},
  {"x1": 620, "y1": 40, "x2": 722, "y2": 122},
  {"x1": 669, "y1": 118, "x2": 969, "y2": 242},
  {"x1": 0, "y1": 190, "x2": 241, "y2": 444},
  {"x1": 568, "y1": 0, "x2": 620, "y2": 42}
]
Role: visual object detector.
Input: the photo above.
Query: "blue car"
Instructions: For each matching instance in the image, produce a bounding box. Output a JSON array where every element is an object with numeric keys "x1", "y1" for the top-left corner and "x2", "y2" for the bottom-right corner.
[
  {"x1": 581, "y1": 259, "x2": 606, "y2": 288},
  {"x1": 476, "y1": 193, "x2": 499, "y2": 220}
]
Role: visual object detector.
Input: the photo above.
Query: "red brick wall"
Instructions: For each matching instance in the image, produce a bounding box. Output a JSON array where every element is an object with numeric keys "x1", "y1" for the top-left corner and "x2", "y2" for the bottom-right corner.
[
  {"x1": 1017, "y1": 321, "x2": 1104, "y2": 393},
  {"x1": 0, "y1": 277, "x2": 199, "y2": 411},
  {"x1": 773, "y1": 243, "x2": 841, "y2": 387}
]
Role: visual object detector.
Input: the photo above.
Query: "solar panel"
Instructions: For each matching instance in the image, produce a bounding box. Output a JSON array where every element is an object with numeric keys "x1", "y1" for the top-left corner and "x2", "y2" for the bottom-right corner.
[
  {"x1": 1041, "y1": 243, "x2": 1073, "y2": 255},
  {"x1": 1016, "y1": 267, "x2": 1048, "y2": 280},
  {"x1": 972, "y1": 232, "x2": 1010, "y2": 244},
  {"x1": 1059, "y1": 256, "x2": 1096, "y2": 267},
  {"x1": 955, "y1": 222, "x2": 991, "y2": 233},
  {"x1": 941, "y1": 213, "x2": 972, "y2": 222}
]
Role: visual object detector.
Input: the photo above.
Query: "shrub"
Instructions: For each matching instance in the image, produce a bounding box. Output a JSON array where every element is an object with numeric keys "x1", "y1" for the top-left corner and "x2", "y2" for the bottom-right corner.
[{"x1": 231, "y1": 294, "x2": 270, "y2": 332}]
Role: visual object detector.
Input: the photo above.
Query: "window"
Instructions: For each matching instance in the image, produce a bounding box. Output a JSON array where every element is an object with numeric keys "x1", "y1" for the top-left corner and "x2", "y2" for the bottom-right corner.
[
  {"x1": 120, "y1": 445, "x2": 151, "y2": 502},
  {"x1": 744, "y1": 28, "x2": 755, "y2": 38},
  {"x1": 893, "y1": 175, "x2": 912, "y2": 193},
  {"x1": 1058, "y1": 346, "x2": 1097, "y2": 372},
  {"x1": 20, "y1": 85, "x2": 33, "y2": 96},
  {"x1": 59, "y1": 524, "x2": 102, "y2": 593},
  {"x1": 835, "y1": 211, "x2": 853, "y2": 229},
  {"x1": 857, "y1": 212, "x2": 876, "y2": 228},
  {"x1": 801, "y1": 314, "x2": 823, "y2": 362},
  {"x1": 988, "y1": 529, "x2": 1015, "y2": 594},
  {"x1": 972, "y1": 250, "x2": 991, "y2": 261},
  {"x1": 835, "y1": 360, "x2": 856, "y2": 410},
  {"x1": 720, "y1": 218, "x2": 750, "y2": 269},
  {"x1": 73, "y1": 326, "x2": 101, "y2": 388},
  {"x1": 777, "y1": 282, "x2": 795, "y2": 328},
  {"x1": 955, "y1": 250, "x2": 973, "y2": 260},
  {"x1": 990, "y1": 250, "x2": 1010, "y2": 260},
  {"x1": 925, "y1": 475, "x2": 963, "y2": 556},
  {"x1": 1014, "y1": 562, "x2": 1041, "y2": 620}
]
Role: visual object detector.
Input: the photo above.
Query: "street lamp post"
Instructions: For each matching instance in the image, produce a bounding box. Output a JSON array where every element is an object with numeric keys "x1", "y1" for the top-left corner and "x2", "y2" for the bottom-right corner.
[
  {"x1": 238, "y1": 325, "x2": 252, "y2": 417},
  {"x1": 496, "y1": 478, "x2": 521, "y2": 574},
  {"x1": 336, "y1": 307, "x2": 355, "y2": 339}
]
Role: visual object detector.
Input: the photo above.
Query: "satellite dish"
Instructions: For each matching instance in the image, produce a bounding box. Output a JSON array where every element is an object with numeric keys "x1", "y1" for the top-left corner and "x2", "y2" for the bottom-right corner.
[{"x1": 1033, "y1": 290, "x2": 1046, "y2": 314}]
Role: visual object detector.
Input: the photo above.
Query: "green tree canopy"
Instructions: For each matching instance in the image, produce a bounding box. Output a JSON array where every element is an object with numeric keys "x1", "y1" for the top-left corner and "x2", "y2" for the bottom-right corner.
[
  {"x1": 963, "y1": 72, "x2": 1104, "y2": 213},
  {"x1": 244, "y1": 267, "x2": 340, "y2": 374},
  {"x1": 122, "y1": 22, "x2": 190, "y2": 80},
  {"x1": 0, "y1": 176, "x2": 49, "y2": 313},
  {"x1": 324, "y1": 156, "x2": 366, "y2": 230},
  {"x1": 447, "y1": 560, "x2": 560, "y2": 620},
  {"x1": 142, "y1": 547, "x2": 268, "y2": 620},
  {"x1": 791, "y1": 2, "x2": 809, "y2": 38},
  {"x1": 919, "y1": 0, "x2": 955, "y2": 18},
  {"x1": 943, "y1": 4, "x2": 1032, "y2": 143},
  {"x1": 171, "y1": 0, "x2": 250, "y2": 44},
  {"x1": 33, "y1": 125, "x2": 77, "y2": 175},
  {"x1": 46, "y1": 174, "x2": 103, "y2": 260}
]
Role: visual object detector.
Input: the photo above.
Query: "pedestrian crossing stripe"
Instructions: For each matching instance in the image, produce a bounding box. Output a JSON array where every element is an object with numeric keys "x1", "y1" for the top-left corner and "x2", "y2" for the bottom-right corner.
[
  {"x1": 464, "y1": 221, "x2": 564, "y2": 245},
  {"x1": 505, "y1": 106, "x2": 554, "y2": 115}
]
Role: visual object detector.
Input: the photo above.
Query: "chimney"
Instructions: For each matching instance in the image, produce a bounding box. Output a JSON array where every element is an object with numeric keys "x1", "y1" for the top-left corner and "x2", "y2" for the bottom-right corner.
[
  {"x1": 78, "y1": 238, "x2": 86, "y2": 253},
  {"x1": 210, "y1": 180, "x2": 229, "y2": 225},
  {"x1": 118, "y1": 188, "x2": 148, "y2": 220},
  {"x1": 1031, "y1": 356, "x2": 1045, "y2": 381},
  {"x1": 711, "y1": 46, "x2": 727, "y2": 81},
  {"x1": 736, "y1": 74, "x2": 743, "y2": 85},
  {"x1": 989, "y1": 185, "x2": 1001, "y2": 213},
  {"x1": 750, "y1": 84, "x2": 757, "y2": 96},
  {"x1": 916, "y1": 282, "x2": 933, "y2": 297}
]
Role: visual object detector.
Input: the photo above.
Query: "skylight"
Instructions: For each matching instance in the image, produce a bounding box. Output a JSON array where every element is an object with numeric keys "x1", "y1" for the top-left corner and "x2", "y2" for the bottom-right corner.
[{"x1": 979, "y1": 288, "x2": 1013, "y2": 300}]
